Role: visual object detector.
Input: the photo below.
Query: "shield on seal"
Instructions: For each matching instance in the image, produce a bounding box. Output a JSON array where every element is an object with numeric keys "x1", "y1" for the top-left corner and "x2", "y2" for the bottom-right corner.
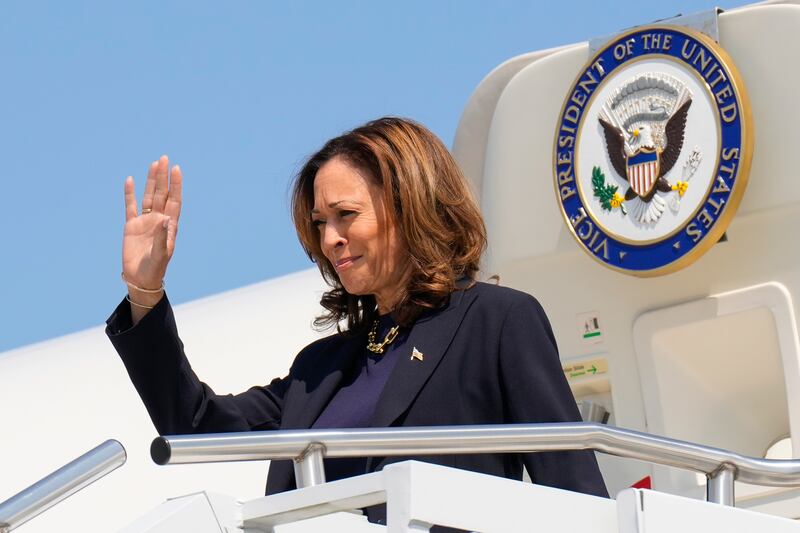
[{"x1": 626, "y1": 149, "x2": 660, "y2": 197}]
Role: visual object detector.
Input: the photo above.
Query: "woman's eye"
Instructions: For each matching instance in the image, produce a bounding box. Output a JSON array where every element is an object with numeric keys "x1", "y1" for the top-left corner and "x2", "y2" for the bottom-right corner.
[
  {"x1": 339, "y1": 210, "x2": 355, "y2": 218},
  {"x1": 311, "y1": 219, "x2": 325, "y2": 228}
]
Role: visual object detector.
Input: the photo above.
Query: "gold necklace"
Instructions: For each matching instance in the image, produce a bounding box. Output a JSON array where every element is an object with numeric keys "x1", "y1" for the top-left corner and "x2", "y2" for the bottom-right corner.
[{"x1": 366, "y1": 319, "x2": 400, "y2": 354}]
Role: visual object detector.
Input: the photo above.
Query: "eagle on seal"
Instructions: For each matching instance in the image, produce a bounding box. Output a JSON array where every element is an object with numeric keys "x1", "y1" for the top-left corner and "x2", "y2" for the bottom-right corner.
[{"x1": 599, "y1": 99, "x2": 691, "y2": 204}]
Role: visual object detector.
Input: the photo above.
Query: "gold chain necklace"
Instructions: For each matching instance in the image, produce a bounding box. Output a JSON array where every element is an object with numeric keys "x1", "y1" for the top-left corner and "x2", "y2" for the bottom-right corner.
[{"x1": 366, "y1": 319, "x2": 400, "y2": 354}]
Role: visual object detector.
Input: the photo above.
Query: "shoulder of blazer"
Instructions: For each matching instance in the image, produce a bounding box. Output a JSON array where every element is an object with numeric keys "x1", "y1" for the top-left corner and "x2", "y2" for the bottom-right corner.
[
  {"x1": 288, "y1": 331, "x2": 356, "y2": 375},
  {"x1": 457, "y1": 282, "x2": 554, "y2": 347},
  {"x1": 464, "y1": 281, "x2": 545, "y2": 315}
]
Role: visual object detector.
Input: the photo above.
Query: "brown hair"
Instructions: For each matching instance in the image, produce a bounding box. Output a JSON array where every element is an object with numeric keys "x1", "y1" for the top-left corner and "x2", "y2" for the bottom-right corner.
[{"x1": 291, "y1": 117, "x2": 486, "y2": 334}]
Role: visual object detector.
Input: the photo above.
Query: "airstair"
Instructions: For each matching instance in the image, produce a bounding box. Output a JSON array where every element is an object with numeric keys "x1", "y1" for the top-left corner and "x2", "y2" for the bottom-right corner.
[{"x1": 5, "y1": 424, "x2": 800, "y2": 532}]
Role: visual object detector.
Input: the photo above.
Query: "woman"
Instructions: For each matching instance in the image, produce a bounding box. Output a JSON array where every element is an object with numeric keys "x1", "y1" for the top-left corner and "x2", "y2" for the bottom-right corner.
[{"x1": 107, "y1": 117, "x2": 607, "y2": 525}]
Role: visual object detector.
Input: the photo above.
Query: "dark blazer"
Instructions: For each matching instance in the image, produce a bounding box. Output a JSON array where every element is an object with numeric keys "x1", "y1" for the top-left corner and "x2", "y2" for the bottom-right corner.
[{"x1": 107, "y1": 281, "x2": 607, "y2": 510}]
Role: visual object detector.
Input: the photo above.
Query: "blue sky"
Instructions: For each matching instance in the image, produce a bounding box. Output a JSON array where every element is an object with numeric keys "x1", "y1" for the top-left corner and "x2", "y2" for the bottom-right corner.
[{"x1": 0, "y1": 1, "x2": 744, "y2": 352}]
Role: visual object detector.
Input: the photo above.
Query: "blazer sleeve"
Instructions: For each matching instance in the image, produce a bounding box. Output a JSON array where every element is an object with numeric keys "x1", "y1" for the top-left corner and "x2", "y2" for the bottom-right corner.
[
  {"x1": 106, "y1": 294, "x2": 289, "y2": 435},
  {"x1": 498, "y1": 293, "x2": 609, "y2": 498}
]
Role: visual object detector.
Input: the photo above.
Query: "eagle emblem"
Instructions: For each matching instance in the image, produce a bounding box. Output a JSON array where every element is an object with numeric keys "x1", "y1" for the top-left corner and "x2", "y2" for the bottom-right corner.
[
  {"x1": 553, "y1": 25, "x2": 751, "y2": 276},
  {"x1": 597, "y1": 73, "x2": 694, "y2": 223}
]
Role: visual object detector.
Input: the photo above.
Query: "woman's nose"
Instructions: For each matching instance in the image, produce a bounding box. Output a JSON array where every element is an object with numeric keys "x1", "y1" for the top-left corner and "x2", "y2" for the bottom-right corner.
[{"x1": 322, "y1": 224, "x2": 346, "y2": 251}]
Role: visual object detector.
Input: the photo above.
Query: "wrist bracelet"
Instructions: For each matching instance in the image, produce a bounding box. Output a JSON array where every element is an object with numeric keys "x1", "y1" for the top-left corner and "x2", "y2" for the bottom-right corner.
[
  {"x1": 121, "y1": 272, "x2": 165, "y2": 293},
  {"x1": 126, "y1": 294, "x2": 156, "y2": 310}
]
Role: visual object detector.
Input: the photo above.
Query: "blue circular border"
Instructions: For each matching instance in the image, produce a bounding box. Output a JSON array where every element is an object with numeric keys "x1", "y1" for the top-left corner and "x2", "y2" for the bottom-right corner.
[{"x1": 554, "y1": 27, "x2": 746, "y2": 274}]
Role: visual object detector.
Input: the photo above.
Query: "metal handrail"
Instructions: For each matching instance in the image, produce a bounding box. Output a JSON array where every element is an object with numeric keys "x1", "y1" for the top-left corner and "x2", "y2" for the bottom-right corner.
[
  {"x1": 150, "y1": 422, "x2": 800, "y2": 506},
  {"x1": 0, "y1": 440, "x2": 126, "y2": 532}
]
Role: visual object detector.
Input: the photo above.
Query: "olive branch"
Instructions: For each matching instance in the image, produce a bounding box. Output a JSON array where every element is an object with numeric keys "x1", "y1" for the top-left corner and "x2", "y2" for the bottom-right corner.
[{"x1": 592, "y1": 166, "x2": 626, "y2": 215}]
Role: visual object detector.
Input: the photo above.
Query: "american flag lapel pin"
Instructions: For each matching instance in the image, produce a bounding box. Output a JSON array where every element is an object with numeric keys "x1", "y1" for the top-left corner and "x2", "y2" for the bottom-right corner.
[{"x1": 411, "y1": 347, "x2": 424, "y2": 362}]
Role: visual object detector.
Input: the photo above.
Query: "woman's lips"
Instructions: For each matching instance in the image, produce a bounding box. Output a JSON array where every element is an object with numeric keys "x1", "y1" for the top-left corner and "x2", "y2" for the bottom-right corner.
[{"x1": 335, "y1": 256, "x2": 362, "y2": 270}]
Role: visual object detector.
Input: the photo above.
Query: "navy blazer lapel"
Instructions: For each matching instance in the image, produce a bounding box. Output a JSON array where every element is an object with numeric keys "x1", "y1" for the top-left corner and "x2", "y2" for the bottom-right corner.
[
  {"x1": 370, "y1": 287, "x2": 479, "y2": 428},
  {"x1": 281, "y1": 334, "x2": 362, "y2": 430}
]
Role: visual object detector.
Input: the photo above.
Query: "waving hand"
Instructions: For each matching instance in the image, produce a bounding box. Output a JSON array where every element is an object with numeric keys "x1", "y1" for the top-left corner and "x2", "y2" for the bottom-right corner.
[{"x1": 122, "y1": 155, "x2": 182, "y2": 322}]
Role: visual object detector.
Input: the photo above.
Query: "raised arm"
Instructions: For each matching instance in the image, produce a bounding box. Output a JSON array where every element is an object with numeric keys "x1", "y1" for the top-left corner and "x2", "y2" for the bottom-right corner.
[
  {"x1": 122, "y1": 155, "x2": 182, "y2": 324},
  {"x1": 109, "y1": 156, "x2": 292, "y2": 436}
]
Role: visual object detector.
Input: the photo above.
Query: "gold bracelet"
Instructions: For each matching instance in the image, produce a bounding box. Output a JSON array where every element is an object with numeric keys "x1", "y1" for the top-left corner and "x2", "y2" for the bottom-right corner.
[
  {"x1": 121, "y1": 272, "x2": 165, "y2": 293},
  {"x1": 126, "y1": 294, "x2": 156, "y2": 309}
]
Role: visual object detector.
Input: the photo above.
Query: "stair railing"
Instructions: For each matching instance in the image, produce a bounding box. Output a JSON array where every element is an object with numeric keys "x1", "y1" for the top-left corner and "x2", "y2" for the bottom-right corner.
[
  {"x1": 0, "y1": 440, "x2": 126, "y2": 532},
  {"x1": 149, "y1": 422, "x2": 800, "y2": 507}
]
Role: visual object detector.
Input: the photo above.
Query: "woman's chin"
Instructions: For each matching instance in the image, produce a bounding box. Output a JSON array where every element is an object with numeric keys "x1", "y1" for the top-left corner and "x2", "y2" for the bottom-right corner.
[{"x1": 338, "y1": 279, "x2": 369, "y2": 298}]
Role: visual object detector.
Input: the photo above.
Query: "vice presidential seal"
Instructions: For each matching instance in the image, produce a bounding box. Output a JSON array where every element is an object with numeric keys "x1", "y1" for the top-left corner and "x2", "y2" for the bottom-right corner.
[{"x1": 553, "y1": 26, "x2": 752, "y2": 276}]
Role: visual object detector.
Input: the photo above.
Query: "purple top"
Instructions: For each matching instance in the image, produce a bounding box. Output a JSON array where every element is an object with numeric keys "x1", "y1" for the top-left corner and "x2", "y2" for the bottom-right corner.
[{"x1": 311, "y1": 313, "x2": 406, "y2": 481}]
